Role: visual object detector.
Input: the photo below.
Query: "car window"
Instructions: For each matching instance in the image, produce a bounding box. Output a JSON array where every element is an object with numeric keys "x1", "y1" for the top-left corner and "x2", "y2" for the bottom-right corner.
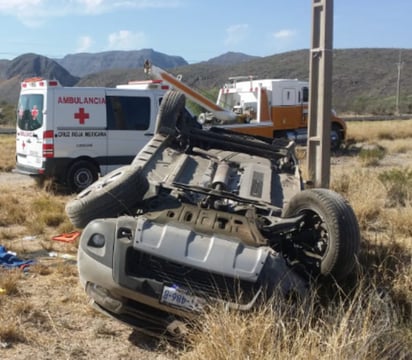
[
  {"x1": 302, "y1": 87, "x2": 309, "y2": 103},
  {"x1": 106, "y1": 96, "x2": 150, "y2": 130},
  {"x1": 17, "y1": 94, "x2": 44, "y2": 131}
]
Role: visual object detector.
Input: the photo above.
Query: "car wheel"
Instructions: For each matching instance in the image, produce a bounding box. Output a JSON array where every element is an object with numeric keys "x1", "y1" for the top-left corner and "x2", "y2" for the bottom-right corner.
[
  {"x1": 155, "y1": 90, "x2": 186, "y2": 135},
  {"x1": 67, "y1": 160, "x2": 99, "y2": 193},
  {"x1": 331, "y1": 123, "x2": 342, "y2": 151},
  {"x1": 282, "y1": 188, "x2": 360, "y2": 281},
  {"x1": 65, "y1": 165, "x2": 149, "y2": 228}
]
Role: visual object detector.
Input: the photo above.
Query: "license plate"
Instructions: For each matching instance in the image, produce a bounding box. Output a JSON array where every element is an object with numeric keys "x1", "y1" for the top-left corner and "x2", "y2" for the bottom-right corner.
[{"x1": 160, "y1": 285, "x2": 205, "y2": 312}]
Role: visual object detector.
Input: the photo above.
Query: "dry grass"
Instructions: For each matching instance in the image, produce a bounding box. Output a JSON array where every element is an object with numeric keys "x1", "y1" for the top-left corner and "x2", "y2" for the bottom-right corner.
[
  {"x1": 380, "y1": 138, "x2": 412, "y2": 154},
  {"x1": 180, "y1": 281, "x2": 409, "y2": 360},
  {"x1": 0, "y1": 122, "x2": 411, "y2": 359},
  {"x1": 0, "y1": 269, "x2": 22, "y2": 295},
  {"x1": 331, "y1": 168, "x2": 386, "y2": 230},
  {"x1": 0, "y1": 184, "x2": 73, "y2": 240},
  {"x1": 0, "y1": 251, "x2": 164, "y2": 359},
  {"x1": 383, "y1": 207, "x2": 412, "y2": 237},
  {"x1": 180, "y1": 211, "x2": 412, "y2": 359},
  {"x1": 346, "y1": 119, "x2": 412, "y2": 143},
  {"x1": 0, "y1": 134, "x2": 15, "y2": 172}
]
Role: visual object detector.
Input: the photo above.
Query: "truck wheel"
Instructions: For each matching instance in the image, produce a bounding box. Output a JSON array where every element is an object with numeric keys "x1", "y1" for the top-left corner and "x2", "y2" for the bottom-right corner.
[
  {"x1": 67, "y1": 160, "x2": 99, "y2": 193},
  {"x1": 65, "y1": 165, "x2": 149, "y2": 228},
  {"x1": 331, "y1": 124, "x2": 342, "y2": 150},
  {"x1": 282, "y1": 188, "x2": 360, "y2": 281},
  {"x1": 155, "y1": 90, "x2": 186, "y2": 135}
]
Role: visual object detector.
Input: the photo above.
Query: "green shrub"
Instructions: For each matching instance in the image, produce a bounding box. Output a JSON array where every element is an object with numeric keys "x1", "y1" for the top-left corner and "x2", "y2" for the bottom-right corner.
[{"x1": 358, "y1": 145, "x2": 386, "y2": 166}]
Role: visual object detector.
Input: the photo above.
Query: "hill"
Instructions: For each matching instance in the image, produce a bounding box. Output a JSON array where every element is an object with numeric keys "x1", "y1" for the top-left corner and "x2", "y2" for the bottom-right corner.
[
  {"x1": 204, "y1": 51, "x2": 260, "y2": 65},
  {"x1": 56, "y1": 49, "x2": 188, "y2": 77},
  {"x1": 0, "y1": 48, "x2": 411, "y2": 114},
  {"x1": 76, "y1": 48, "x2": 412, "y2": 114},
  {"x1": 0, "y1": 53, "x2": 79, "y2": 105},
  {"x1": 6, "y1": 53, "x2": 79, "y2": 85},
  {"x1": 0, "y1": 59, "x2": 10, "y2": 78},
  {"x1": 55, "y1": 50, "x2": 255, "y2": 77}
]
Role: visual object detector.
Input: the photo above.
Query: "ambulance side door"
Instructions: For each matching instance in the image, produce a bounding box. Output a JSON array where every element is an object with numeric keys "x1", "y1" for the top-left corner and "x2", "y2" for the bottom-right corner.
[
  {"x1": 52, "y1": 88, "x2": 107, "y2": 160},
  {"x1": 105, "y1": 90, "x2": 156, "y2": 172}
]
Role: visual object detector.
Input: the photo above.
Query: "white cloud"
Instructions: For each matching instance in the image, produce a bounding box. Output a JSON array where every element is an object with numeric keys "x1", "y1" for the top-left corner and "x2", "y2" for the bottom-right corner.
[
  {"x1": 273, "y1": 29, "x2": 296, "y2": 40},
  {"x1": 0, "y1": 0, "x2": 182, "y2": 25},
  {"x1": 0, "y1": 0, "x2": 47, "y2": 26},
  {"x1": 76, "y1": 35, "x2": 93, "y2": 52},
  {"x1": 224, "y1": 24, "x2": 249, "y2": 46},
  {"x1": 76, "y1": 0, "x2": 105, "y2": 14},
  {"x1": 0, "y1": 0, "x2": 43, "y2": 10},
  {"x1": 106, "y1": 30, "x2": 147, "y2": 50},
  {"x1": 268, "y1": 29, "x2": 298, "y2": 54}
]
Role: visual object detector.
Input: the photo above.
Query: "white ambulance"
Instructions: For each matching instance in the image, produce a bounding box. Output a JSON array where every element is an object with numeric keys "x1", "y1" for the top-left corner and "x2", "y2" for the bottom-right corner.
[{"x1": 15, "y1": 77, "x2": 169, "y2": 192}]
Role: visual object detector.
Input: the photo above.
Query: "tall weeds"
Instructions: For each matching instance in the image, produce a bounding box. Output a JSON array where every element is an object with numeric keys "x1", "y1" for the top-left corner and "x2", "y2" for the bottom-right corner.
[{"x1": 181, "y1": 280, "x2": 409, "y2": 360}]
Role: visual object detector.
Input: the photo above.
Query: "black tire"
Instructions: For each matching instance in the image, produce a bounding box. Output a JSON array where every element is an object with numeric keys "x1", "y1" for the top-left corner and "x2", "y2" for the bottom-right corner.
[
  {"x1": 282, "y1": 188, "x2": 360, "y2": 281},
  {"x1": 66, "y1": 160, "x2": 99, "y2": 193},
  {"x1": 155, "y1": 90, "x2": 186, "y2": 135},
  {"x1": 65, "y1": 165, "x2": 149, "y2": 228},
  {"x1": 331, "y1": 123, "x2": 342, "y2": 151}
]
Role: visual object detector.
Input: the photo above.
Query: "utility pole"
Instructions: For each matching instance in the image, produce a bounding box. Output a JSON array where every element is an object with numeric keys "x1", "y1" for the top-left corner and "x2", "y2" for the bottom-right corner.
[
  {"x1": 395, "y1": 50, "x2": 403, "y2": 116},
  {"x1": 307, "y1": 0, "x2": 334, "y2": 188}
]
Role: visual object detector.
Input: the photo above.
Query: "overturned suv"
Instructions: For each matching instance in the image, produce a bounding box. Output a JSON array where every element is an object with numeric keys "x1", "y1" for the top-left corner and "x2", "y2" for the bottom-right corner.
[{"x1": 66, "y1": 90, "x2": 360, "y2": 334}]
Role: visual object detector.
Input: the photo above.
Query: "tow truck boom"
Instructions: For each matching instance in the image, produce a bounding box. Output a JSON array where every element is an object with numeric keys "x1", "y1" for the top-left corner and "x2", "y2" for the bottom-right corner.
[{"x1": 143, "y1": 60, "x2": 237, "y2": 122}]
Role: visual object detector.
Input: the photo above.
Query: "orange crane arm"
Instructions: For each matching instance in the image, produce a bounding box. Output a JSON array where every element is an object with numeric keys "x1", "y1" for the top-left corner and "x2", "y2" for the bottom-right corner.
[{"x1": 144, "y1": 60, "x2": 237, "y2": 122}]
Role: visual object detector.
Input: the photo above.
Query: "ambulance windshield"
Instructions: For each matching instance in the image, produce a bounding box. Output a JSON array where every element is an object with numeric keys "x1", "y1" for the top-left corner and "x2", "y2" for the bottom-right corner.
[{"x1": 17, "y1": 94, "x2": 44, "y2": 131}]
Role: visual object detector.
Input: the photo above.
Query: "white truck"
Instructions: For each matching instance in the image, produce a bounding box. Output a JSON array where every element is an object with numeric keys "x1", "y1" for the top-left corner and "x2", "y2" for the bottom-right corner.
[
  {"x1": 15, "y1": 77, "x2": 170, "y2": 192},
  {"x1": 143, "y1": 61, "x2": 346, "y2": 149}
]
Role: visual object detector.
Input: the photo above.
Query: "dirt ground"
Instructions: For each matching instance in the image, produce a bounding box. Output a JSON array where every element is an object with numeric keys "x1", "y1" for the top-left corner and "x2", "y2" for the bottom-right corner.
[
  {"x1": 0, "y1": 175, "x2": 177, "y2": 360},
  {"x1": 1, "y1": 148, "x2": 412, "y2": 360}
]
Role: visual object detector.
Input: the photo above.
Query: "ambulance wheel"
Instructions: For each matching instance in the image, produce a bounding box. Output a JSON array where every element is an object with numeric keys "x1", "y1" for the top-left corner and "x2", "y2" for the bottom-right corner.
[
  {"x1": 155, "y1": 90, "x2": 186, "y2": 135},
  {"x1": 66, "y1": 160, "x2": 99, "y2": 193},
  {"x1": 282, "y1": 188, "x2": 360, "y2": 281},
  {"x1": 65, "y1": 165, "x2": 149, "y2": 228}
]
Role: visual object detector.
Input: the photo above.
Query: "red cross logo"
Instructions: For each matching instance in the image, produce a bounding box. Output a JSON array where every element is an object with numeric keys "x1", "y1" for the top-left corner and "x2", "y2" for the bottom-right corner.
[
  {"x1": 31, "y1": 105, "x2": 39, "y2": 120},
  {"x1": 74, "y1": 107, "x2": 90, "y2": 124}
]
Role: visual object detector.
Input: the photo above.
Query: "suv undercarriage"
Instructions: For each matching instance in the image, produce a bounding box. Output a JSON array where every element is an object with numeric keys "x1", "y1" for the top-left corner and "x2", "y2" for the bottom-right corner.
[{"x1": 66, "y1": 90, "x2": 360, "y2": 336}]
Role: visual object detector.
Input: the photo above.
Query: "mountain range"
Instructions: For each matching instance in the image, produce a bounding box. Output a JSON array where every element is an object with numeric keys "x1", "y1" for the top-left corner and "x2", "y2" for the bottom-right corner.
[
  {"x1": 0, "y1": 48, "x2": 411, "y2": 114},
  {"x1": 56, "y1": 48, "x2": 189, "y2": 77}
]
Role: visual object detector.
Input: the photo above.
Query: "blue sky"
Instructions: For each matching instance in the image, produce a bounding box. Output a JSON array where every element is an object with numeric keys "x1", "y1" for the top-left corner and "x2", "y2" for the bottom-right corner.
[{"x1": 0, "y1": 0, "x2": 410, "y2": 63}]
